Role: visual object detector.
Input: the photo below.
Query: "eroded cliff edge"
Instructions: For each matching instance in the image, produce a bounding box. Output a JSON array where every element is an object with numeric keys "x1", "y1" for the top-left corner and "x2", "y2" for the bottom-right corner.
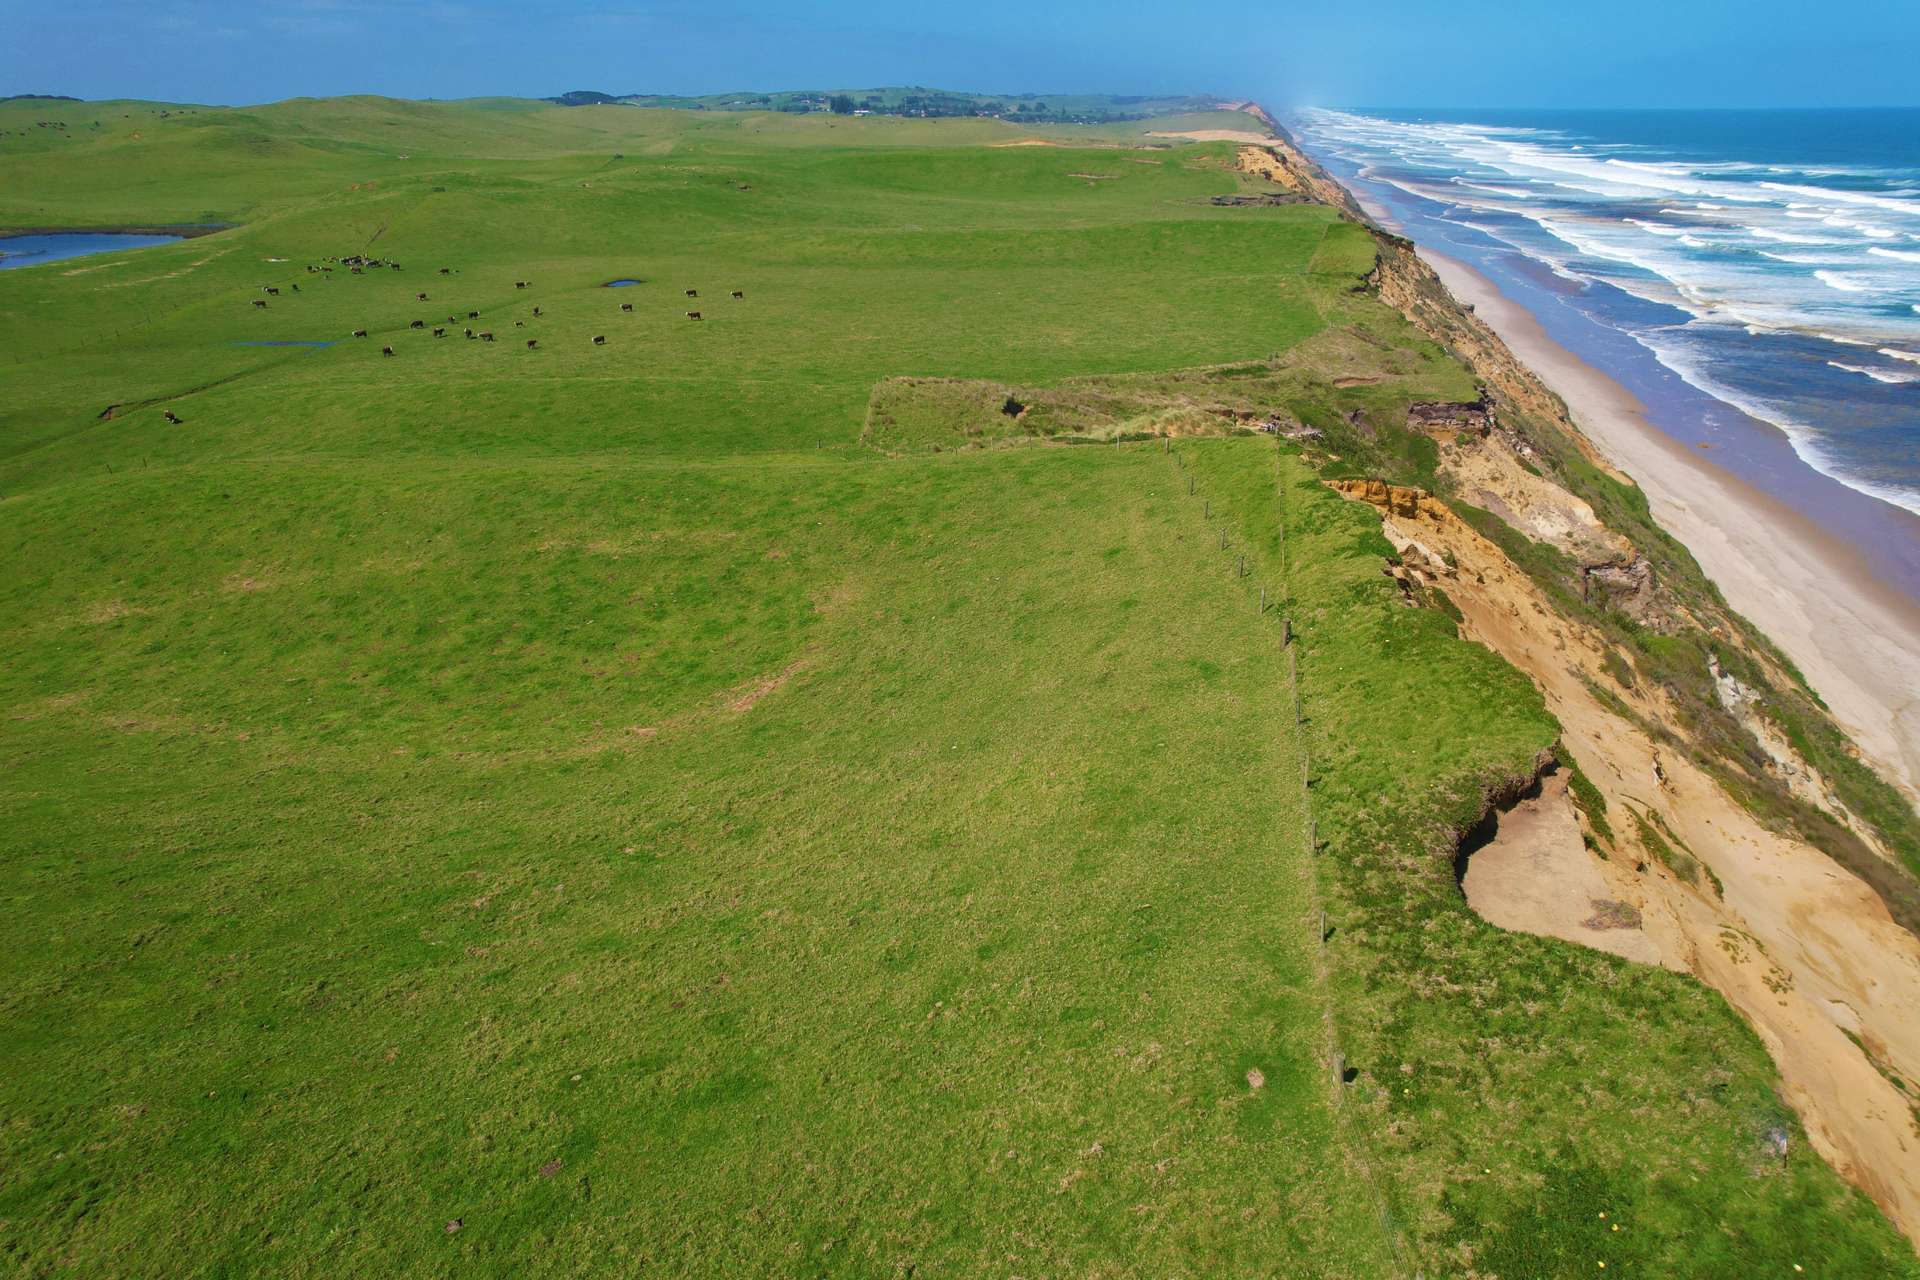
[{"x1": 1240, "y1": 129, "x2": 1920, "y2": 1241}]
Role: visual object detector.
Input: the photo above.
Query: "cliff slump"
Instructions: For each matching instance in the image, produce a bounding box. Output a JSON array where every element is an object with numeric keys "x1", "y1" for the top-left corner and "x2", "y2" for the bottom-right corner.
[
  {"x1": 1247, "y1": 132, "x2": 1920, "y2": 1242},
  {"x1": 1332, "y1": 473, "x2": 1920, "y2": 1240}
]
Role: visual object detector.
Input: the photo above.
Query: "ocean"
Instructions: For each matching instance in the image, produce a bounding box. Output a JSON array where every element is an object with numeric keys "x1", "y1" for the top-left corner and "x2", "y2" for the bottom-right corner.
[{"x1": 1288, "y1": 108, "x2": 1920, "y2": 592}]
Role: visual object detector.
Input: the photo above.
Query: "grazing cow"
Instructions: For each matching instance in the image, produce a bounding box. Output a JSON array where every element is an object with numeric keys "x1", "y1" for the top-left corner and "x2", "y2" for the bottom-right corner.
[
  {"x1": 253, "y1": 299, "x2": 268, "y2": 309},
  {"x1": 685, "y1": 289, "x2": 698, "y2": 297},
  {"x1": 526, "y1": 339, "x2": 538, "y2": 349},
  {"x1": 433, "y1": 327, "x2": 445, "y2": 337},
  {"x1": 265, "y1": 286, "x2": 280, "y2": 296},
  {"x1": 686, "y1": 311, "x2": 702, "y2": 320},
  {"x1": 480, "y1": 331, "x2": 494, "y2": 342},
  {"x1": 410, "y1": 319, "x2": 425, "y2": 329},
  {"x1": 515, "y1": 281, "x2": 528, "y2": 289},
  {"x1": 291, "y1": 283, "x2": 300, "y2": 292},
  {"x1": 163, "y1": 409, "x2": 182, "y2": 424},
  {"x1": 382, "y1": 346, "x2": 395, "y2": 357},
  {"x1": 593, "y1": 335, "x2": 606, "y2": 345},
  {"x1": 467, "y1": 310, "x2": 479, "y2": 320},
  {"x1": 352, "y1": 328, "x2": 368, "y2": 338},
  {"x1": 438, "y1": 267, "x2": 451, "y2": 275},
  {"x1": 515, "y1": 321, "x2": 524, "y2": 327},
  {"x1": 532, "y1": 306, "x2": 542, "y2": 317},
  {"x1": 416, "y1": 292, "x2": 428, "y2": 301},
  {"x1": 731, "y1": 290, "x2": 744, "y2": 299},
  {"x1": 620, "y1": 302, "x2": 633, "y2": 312},
  {"x1": 464, "y1": 328, "x2": 474, "y2": 339}
]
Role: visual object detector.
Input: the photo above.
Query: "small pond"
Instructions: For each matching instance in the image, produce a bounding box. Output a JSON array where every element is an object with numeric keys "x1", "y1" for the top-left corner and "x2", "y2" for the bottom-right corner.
[
  {"x1": 0, "y1": 232, "x2": 186, "y2": 270},
  {"x1": 603, "y1": 278, "x2": 644, "y2": 287}
]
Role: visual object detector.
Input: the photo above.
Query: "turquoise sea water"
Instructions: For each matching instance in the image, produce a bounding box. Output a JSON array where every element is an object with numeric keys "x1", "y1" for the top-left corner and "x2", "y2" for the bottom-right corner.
[{"x1": 1291, "y1": 108, "x2": 1920, "y2": 594}]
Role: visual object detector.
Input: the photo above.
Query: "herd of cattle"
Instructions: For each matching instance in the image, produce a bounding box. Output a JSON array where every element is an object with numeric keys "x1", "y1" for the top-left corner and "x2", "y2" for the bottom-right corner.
[
  {"x1": 239, "y1": 255, "x2": 748, "y2": 361},
  {"x1": 140, "y1": 259, "x2": 750, "y2": 424}
]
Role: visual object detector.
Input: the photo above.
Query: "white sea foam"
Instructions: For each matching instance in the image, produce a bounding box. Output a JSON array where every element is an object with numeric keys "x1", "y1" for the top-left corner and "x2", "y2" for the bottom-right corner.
[
  {"x1": 1829, "y1": 361, "x2": 1920, "y2": 384},
  {"x1": 1869, "y1": 246, "x2": 1920, "y2": 263},
  {"x1": 1814, "y1": 270, "x2": 1877, "y2": 293},
  {"x1": 1748, "y1": 226, "x2": 1844, "y2": 245},
  {"x1": 1884, "y1": 348, "x2": 1920, "y2": 364},
  {"x1": 1760, "y1": 181, "x2": 1920, "y2": 215},
  {"x1": 1633, "y1": 327, "x2": 1920, "y2": 515}
]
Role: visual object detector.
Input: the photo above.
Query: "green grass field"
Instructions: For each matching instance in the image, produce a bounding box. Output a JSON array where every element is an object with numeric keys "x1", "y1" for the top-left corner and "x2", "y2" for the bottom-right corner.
[{"x1": 1, "y1": 95, "x2": 1913, "y2": 1276}]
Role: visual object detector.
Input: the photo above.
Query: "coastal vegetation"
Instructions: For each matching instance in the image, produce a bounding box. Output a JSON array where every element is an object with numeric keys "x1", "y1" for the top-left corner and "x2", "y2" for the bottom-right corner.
[{"x1": 2, "y1": 92, "x2": 1915, "y2": 1275}]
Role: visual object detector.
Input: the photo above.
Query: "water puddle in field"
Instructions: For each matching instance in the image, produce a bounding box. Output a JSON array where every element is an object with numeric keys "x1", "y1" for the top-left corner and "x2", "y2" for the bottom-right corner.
[
  {"x1": 603, "y1": 278, "x2": 644, "y2": 287},
  {"x1": 0, "y1": 232, "x2": 186, "y2": 269}
]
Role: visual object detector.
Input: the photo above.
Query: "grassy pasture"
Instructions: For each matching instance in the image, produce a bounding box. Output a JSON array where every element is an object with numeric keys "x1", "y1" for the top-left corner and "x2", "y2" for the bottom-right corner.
[{"x1": 1, "y1": 97, "x2": 1914, "y2": 1276}]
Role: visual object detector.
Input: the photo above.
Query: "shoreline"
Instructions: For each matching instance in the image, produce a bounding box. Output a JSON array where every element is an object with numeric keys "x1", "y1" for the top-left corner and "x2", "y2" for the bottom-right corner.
[
  {"x1": 1422, "y1": 246, "x2": 1920, "y2": 806},
  {"x1": 0, "y1": 223, "x2": 230, "y2": 240}
]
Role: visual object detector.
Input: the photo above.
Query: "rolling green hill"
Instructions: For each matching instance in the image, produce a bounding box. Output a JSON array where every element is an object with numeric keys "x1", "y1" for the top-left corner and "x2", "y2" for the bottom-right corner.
[{"x1": 0, "y1": 95, "x2": 1911, "y2": 1276}]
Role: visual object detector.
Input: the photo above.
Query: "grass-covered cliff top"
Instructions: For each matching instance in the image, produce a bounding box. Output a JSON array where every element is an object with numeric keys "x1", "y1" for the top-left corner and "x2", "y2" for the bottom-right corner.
[{"x1": 0, "y1": 96, "x2": 1910, "y2": 1275}]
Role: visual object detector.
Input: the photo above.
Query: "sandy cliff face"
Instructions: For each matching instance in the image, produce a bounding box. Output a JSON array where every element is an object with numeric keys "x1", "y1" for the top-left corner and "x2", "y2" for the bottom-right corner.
[
  {"x1": 1244, "y1": 132, "x2": 1920, "y2": 1242},
  {"x1": 1333, "y1": 474, "x2": 1920, "y2": 1241}
]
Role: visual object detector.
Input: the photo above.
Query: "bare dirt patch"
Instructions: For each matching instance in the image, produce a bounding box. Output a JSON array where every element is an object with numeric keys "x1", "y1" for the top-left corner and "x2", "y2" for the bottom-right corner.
[
  {"x1": 725, "y1": 658, "x2": 808, "y2": 715},
  {"x1": 1456, "y1": 767, "x2": 1660, "y2": 964}
]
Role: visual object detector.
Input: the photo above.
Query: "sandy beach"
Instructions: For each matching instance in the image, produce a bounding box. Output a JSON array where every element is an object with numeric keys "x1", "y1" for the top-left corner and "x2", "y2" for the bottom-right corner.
[{"x1": 1422, "y1": 248, "x2": 1920, "y2": 808}]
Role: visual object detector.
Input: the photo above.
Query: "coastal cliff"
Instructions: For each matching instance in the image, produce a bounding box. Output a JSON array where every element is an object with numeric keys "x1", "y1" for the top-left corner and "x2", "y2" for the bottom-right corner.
[{"x1": 1243, "y1": 125, "x2": 1920, "y2": 1241}]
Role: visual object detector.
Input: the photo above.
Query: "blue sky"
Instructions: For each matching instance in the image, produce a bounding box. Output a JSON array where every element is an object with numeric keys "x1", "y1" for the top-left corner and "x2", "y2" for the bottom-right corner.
[{"x1": 7, "y1": 0, "x2": 1920, "y2": 109}]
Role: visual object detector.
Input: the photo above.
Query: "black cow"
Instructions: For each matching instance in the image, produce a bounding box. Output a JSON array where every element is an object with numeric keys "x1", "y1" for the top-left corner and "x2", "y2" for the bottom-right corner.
[
  {"x1": 352, "y1": 328, "x2": 368, "y2": 338},
  {"x1": 433, "y1": 327, "x2": 445, "y2": 337},
  {"x1": 526, "y1": 339, "x2": 538, "y2": 349},
  {"x1": 731, "y1": 290, "x2": 744, "y2": 299},
  {"x1": 382, "y1": 346, "x2": 395, "y2": 357},
  {"x1": 686, "y1": 311, "x2": 702, "y2": 320},
  {"x1": 592, "y1": 335, "x2": 606, "y2": 345},
  {"x1": 438, "y1": 267, "x2": 451, "y2": 275},
  {"x1": 416, "y1": 292, "x2": 428, "y2": 301},
  {"x1": 515, "y1": 281, "x2": 528, "y2": 289},
  {"x1": 265, "y1": 286, "x2": 280, "y2": 296},
  {"x1": 464, "y1": 328, "x2": 474, "y2": 339},
  {"x1": 253, "y1": 299, "x2": 268, "y2": 309},
  {"x1": 480, "y1": 331, "x2": 494, "y2": 342},
  {"x1": 410, "y1": 319, "x2": 425, "y2": 329},
  {"x1": 685, "y1": 289, "x2": 698, "y2": 298},
  {"x1": 467, "y1": 310, "x2": 479, "y2": 320},
  {"x1": 620, "y1": 302, "x2": 633, "y2": 312},
  {"x1": 532, "y1": 306, "x2": 542, "y2": 317}
]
